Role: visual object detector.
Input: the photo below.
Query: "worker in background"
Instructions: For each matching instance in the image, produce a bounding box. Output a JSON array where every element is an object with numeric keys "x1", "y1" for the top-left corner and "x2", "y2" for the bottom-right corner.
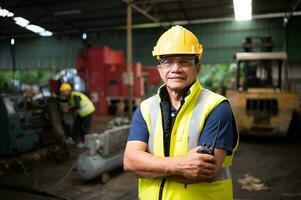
[
  {"x1": 60, "y1": 83, "x2": 95, "y2": 148},
  {"x1": 123, "y1": 25, "x2": 239, "y2": 200}
]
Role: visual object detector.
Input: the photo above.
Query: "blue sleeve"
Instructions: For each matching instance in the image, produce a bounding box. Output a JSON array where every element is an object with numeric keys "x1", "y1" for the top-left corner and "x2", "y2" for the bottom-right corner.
[
  {"x1": 128, "y1": 106, "x2": 149, "y2": 143},
  {"x1": 198, "y1": 101, "x2": 234, "y2": 155}
]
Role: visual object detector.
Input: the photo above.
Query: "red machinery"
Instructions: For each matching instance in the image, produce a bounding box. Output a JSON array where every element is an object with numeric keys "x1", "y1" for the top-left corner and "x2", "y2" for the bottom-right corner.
[{"x1": 76, "y1": 45, "x2": 158, "y2": 116}]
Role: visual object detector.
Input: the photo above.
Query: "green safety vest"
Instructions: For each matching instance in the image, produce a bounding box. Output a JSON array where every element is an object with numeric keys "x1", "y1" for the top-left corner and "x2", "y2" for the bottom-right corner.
[
  {"x1": 139, "y1": 80, "x2": 239, "y2": 200},
  {"x1": 69, "y1": 91, "x2": 95, "y2": 117}
]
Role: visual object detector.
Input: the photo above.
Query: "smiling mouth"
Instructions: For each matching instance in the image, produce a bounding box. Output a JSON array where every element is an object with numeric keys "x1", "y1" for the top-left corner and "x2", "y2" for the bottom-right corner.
[{"x1": 168, "y1": 77, "x2": 185, "y2": 80}]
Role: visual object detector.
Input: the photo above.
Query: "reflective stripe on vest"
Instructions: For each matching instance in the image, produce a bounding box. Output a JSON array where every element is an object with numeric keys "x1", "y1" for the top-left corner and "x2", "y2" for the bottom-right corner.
[
  {"x1": 215, "y1": 167, "x2": 231, "y2": 181},
  {"x1": 188, "y1": 88, "x2": 213, "y2": 149},
  {"x1": 147, "y1": 96, "x2": 160, "y2": 154}
]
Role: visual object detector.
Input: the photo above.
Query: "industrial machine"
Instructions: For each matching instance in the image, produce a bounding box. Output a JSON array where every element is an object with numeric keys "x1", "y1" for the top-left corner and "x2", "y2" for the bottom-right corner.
[
  {"x1": 76, "y1": 45, "x2": 161, "y2": 116},
  {"x1": 49, "y1": 68, "x2": 86, "y2": 94},
  {"x1": 226, "y1": 37, "x2": 300, "y2": 136},
  {"x1": 76, "y1": 124, "x2": 130, "y2": 182},
  {"x1": 0, "y1": 92, "x2": 65, "y2": 156}
]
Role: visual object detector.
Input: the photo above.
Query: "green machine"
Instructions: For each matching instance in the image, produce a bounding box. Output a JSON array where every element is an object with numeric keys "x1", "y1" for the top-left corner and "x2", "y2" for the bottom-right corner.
[{"x1": 0, "y1": 94, "x2": 64, "y2": 156}]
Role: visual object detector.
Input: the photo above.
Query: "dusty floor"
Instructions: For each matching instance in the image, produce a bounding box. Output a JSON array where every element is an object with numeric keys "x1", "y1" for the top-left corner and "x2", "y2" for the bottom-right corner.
[
  {"x1": 0, "y1": 117, "x2": 301, "y2": 200},
  {"x1": 0, "y1": 147, "x2": 137, "y2": 200},
  {"x1": 232, "y1": 135, "x2": 301, "y2": 200}
]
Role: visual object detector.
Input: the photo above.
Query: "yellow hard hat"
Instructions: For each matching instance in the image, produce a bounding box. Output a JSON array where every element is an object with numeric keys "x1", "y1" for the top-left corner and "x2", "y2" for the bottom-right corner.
[
  {"x1": 152, "y1": 25, "x2": 203, "y2": 60},
  {"x1": 60, "y1": 83, "x2": 72, "y2": 92}
]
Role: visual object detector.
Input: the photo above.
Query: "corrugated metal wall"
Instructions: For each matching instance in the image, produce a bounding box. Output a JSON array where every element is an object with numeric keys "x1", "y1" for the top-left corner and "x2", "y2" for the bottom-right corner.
[
  {"x1": 191, "y1": 18, "x2": 284, "y2": 63},
  {"x1": 0, "y1": 17, "x2": 300, "y2": 70},
  {"x1": 0, "y1": 37, "x2": 82, "y2": 70}
]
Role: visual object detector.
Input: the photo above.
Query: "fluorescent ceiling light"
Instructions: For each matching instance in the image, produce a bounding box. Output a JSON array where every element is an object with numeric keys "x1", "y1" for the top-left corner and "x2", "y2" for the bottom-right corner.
[
  {"x1": 0, "y1": 7, "x2": 14, "y2": 17},
  {"x1": 39, "y1": 31, "x2": 53, "y2": 37},
  {"x1": 25, "y1": 24, "x2": 45, "y2": 33},
  {"x1": 13, "y1": 17, "x2": 30, "y2": 27},
  {"x1": 233, "y1": 0, "x2": 252, "y2": 21},
  {"x1": 1, "y1": 7, "x2": 53, "y2": 37},
  {"x1": 12, "y1": 14, "x2": 53, "y2": 37}
]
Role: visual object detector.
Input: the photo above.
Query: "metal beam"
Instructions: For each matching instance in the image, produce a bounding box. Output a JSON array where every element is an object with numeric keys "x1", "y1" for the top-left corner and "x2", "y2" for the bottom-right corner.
[
  {"x1": 29, "y1": 0, "x2": 81, "y2": 33},
  {"x1": 4, "y1": 10, "x2": 301, "y2": 39},
  {"x1": 122, "y1": 0, "x2": 160, "y2": 23},
  {"x1": 134, "y1": 0, "x2": 181, "y2": 4}
]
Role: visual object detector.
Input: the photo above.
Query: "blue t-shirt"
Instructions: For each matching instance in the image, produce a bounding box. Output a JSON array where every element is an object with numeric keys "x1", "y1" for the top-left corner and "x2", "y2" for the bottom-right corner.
[{"x1": 128, "y1": 101, "x2": 235, "y2": 154}]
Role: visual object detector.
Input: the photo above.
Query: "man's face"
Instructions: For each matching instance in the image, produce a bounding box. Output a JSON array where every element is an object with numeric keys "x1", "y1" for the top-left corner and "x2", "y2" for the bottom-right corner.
[
  {"x1": 158, "y1": 55, "x2": 200, "y2": 92},
  {"x1": 61, "y1": 89, "x2": 71, "y2": 97}
]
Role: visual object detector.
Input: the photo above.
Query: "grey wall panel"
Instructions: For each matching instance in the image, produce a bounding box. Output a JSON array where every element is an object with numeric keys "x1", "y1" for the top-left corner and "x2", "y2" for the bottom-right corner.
[
  {"x1": 0, "y1": 44, "x2": 12, "y2": 70},
  {"x1": 0, "y1": 37, "x2": 82, "y2": 70}
]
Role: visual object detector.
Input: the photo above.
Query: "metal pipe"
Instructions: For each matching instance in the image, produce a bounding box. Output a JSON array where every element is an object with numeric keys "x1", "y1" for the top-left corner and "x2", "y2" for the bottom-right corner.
[
  {"x1": 283, "y1": 17, "x2": 289, "y2": 91},
  {"x1": 127, "y1": 3, "x2": 133, "y2": 116},
  {"x1": 10, "y1": 43, "x2": 16, "y2": 93}
]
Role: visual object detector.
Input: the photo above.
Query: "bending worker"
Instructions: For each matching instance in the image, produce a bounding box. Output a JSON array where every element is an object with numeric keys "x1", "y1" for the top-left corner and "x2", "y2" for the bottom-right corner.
[
  {"x1": 60, "y1": 83, "x2": 95, "y2": 148},
  {"x1": 123, "y1": 25, "x2": 239, "y2": 200}
]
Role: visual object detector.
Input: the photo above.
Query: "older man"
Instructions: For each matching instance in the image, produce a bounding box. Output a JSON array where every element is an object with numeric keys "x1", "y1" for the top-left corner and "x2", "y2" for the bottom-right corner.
[{"x1": 123, "y1": 25, "x2": 238, "y2": 200}]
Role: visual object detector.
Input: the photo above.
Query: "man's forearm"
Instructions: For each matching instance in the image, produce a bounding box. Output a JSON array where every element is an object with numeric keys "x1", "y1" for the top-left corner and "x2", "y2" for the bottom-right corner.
[{"x1": 124, "y1": 149, "x2": 179, "y2": 178}]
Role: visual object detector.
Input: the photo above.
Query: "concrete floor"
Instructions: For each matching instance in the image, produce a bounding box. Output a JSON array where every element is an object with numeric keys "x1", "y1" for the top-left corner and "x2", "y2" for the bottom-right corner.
[
  {"x1": 232, "y1": 135, "x2": 301, "y2": 200},
  {"x1": 1, "y1": 117, "x2": 301, "y2": 200},
  {"x1": 0, "y1": 146, "x2": 137, "y2": 200}
]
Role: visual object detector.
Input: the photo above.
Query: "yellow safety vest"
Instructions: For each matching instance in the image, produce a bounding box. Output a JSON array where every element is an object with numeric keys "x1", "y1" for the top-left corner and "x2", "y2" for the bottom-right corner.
[
  {"x1": 69, "y1": 91, "x2": 95, "y2": 117},
  {"x1": 139, "y1": 80, "x2": 238, "y2": 200}
]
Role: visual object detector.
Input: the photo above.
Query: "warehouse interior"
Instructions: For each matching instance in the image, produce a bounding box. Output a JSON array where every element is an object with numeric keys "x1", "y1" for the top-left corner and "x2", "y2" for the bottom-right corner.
[{"x1": 1, "y1": 0, "x2": 301, "y2": 200}]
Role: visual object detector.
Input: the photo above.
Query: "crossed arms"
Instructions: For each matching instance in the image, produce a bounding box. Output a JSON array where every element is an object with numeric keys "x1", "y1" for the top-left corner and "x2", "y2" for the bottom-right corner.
[{"x1": 123, "y1": 140, "x2": 226, "y2": 184}]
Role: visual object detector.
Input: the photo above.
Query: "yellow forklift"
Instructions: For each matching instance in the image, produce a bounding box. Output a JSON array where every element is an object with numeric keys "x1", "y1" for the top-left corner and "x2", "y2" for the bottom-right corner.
[{"x1": 226, "y1": 37, "x2": 300, "y2": 136}]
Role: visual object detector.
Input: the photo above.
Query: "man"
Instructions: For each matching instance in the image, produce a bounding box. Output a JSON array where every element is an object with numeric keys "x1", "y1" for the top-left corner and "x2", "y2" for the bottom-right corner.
[
  {"x1": 123, "y1": 25, "x2": 239, "y2": 200},
  {"x1": 60, "y1": 83, "x2": 95, "y2": 148}
]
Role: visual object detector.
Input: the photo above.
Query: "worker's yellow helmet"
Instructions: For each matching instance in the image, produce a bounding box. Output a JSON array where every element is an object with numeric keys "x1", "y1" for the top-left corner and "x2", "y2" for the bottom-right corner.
[
  {"x1": 60, "y1": 83, "x2": 72, "y2": 92},
  {"x1": 152, "y1": 25, "x2": 203, "y2": 60}
]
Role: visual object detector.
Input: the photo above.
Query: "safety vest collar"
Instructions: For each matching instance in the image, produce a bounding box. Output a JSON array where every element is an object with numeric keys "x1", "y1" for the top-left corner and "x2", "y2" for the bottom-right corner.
[{"x1": 156, "y1": 79, "x2": 202, "y2": 103}]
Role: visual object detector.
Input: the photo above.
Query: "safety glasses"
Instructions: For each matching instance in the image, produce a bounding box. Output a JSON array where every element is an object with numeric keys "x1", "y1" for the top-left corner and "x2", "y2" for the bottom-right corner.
[{"x1": 159, "y1": 55, "x2": 195, "y2": 69}]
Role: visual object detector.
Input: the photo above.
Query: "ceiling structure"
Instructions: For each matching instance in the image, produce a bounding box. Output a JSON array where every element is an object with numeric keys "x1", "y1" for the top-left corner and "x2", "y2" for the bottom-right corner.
[{"x1": 0, "y1": 0, "x2": 300, "y2": 38}]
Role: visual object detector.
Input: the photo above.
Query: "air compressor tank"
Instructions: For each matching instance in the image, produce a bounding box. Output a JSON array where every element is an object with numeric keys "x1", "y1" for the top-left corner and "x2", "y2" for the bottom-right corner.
[
  {"x1": 76, "y1": 125, "x2": 130, "y2": 182},
  {"x1": 76, "y1": 151, "x2": 123, "y2": 182}
]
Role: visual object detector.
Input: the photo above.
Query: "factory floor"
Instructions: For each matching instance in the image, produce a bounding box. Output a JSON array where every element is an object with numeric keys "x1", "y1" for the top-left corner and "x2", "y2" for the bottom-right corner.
[
  {"x1": 0, "y1": 116, "x2": 137, "y2": 200},
  {"x1": 0, "y1": 147, "x2": 137, "y2": 200},
  {"x1": 1, "y1": 117, "x2": 301, "y2": 200}
]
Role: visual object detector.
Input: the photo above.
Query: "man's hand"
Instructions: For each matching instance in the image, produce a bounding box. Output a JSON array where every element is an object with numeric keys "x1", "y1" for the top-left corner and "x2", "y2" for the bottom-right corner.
[
  {"x1": 61, "y1": 104, "x2": 70, "y2": 113},
  {"x1": 175, "y1": 147, "x2": 217, "y2": 182}
]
